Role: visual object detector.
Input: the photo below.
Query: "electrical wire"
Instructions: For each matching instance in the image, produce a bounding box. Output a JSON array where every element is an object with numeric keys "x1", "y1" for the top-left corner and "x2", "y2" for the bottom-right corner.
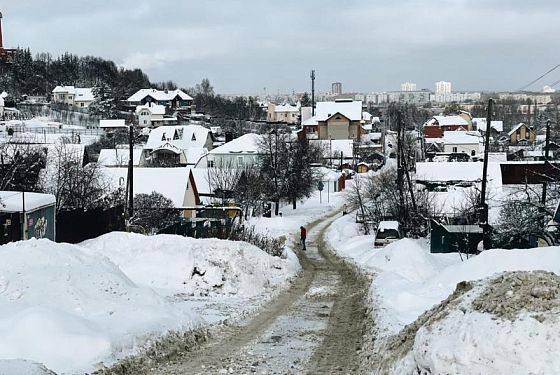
[{"x1": 519, "y1": 64, "x2": 560, "y2": 91}]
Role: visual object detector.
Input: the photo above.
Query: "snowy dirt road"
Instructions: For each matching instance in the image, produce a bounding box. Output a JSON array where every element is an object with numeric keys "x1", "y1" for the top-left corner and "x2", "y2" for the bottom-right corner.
[{"x1": 138, "y1": 210, "x2": 371, "y2": 374}]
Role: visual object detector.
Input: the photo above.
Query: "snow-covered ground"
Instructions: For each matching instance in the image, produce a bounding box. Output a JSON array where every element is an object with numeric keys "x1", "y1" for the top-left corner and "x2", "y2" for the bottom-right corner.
[
  {"x1": 0, "y1": 232, "x2": 299, "y2": 374},
  {"x1": 247, "y1": 190, "x2": 346, "y2": 239},
  {"x1": 327, "y1": 213, "x2": 560, "y2": 374}
]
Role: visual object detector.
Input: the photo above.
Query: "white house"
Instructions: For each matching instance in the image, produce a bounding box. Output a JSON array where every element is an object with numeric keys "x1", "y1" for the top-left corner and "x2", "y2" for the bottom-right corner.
[
  {"x1": 202, "y1": 133, "x2": 261, "y2": 168},
  {"x1": 127, "y1": 89, "x2": 193, "y2": 110},
  {"x1": 441, "y1": 131, "x2": 481, "y2": 156},
  {"x1": 52, "y1": 86, "x2": 94, "y2": 108},
  {"x1": 472, "y1": 118, "x2": 504, "y2": 133},
  {"x1": 267, "y1": 103, "x2": 300, "y2": 124},
  {"x1": 142, "y1": 125, "x2": 214, "y2": 166},
  {"x1": 135, "y1": 103, "x2": 177, "y2": 128}
]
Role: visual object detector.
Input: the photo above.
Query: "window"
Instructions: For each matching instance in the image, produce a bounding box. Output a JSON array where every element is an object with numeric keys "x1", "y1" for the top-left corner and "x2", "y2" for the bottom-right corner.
[
  {"x1": 80, "y1": 103, "x2": 84, "y2": 107},
  {"x1": 452, "y1": 146, "x2": 458, "y2": 153},
  {"x1": 191, "y1": 133, "x2": 196, "y2": 141},
  {"x1": 173, "y1": 130, "x2": 180, "y2": 140},
  {"x1": 471, "y1": 150, "x2": 475, "y2": 156},
  {"x1": 238, "y1": 156, "x2": 244, "y2": 165},
  {"x1": 161, "y1": 133, "x2": 166, "y2": 141},
  {"x1": 209, "y1": 160, "x2": 214, "y2": 168},
  {"x1": 144, "y1": 120, "x2": 147, "y2": 125}
]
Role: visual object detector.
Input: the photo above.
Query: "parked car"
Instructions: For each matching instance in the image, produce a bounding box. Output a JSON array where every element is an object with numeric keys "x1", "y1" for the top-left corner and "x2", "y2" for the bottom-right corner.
[{"x1": 374, "y1": 221, "x2": 401, "y2": 248}]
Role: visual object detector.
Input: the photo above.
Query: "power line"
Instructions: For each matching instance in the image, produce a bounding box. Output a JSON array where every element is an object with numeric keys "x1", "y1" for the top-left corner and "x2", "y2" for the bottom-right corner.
[{"x1": 519, "y1": 64, "x2": 560, "y2": 91}]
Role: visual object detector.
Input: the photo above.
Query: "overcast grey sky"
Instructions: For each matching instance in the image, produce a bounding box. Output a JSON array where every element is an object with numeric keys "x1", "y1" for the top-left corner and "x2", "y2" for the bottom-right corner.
[{"x1": 1, "y1": 1, "x2": 559, "y2": 94}]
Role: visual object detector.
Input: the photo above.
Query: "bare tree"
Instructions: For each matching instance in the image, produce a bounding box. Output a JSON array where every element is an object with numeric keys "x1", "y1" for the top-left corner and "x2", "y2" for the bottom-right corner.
[
  {"x1": 40, "y1": 142, "x2": 109, "y2": 212},
  {"x1": 0, "y1": 142, "x2": 45, "y2": 192}
]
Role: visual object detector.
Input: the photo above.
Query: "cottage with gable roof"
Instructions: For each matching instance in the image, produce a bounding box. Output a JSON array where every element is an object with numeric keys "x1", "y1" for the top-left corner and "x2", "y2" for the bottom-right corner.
[
  {"x1": 142, "y1": 125, "x2": 214, "y2": 167},
  {"x1": 312, "y1": 99, "x2": 364, "y2": 141},
  {"x1": 127, "y1": 88, "x2": 193, "y2": 111}
]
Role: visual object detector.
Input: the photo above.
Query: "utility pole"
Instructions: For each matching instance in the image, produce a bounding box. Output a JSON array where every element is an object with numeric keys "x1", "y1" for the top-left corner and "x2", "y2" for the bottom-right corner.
[
  {"x1": 310, "y1": 70, "x2": 315, "y2": 116},
  {"x1": 541, "y1": 119, "x2": 551, "y2": 212},
  {"x1": 127, "y1": 113, "x2": 135, "y2": 221},
  {"x1": 479, "y1": 98, "x2": 493, "y2": 249},
  {"x1": 396, "y1": 110, "x2": 405, "y2": 226}
]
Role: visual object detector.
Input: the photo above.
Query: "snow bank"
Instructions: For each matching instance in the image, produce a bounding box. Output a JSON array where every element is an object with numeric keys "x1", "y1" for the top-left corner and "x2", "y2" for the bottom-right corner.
[
  {"x1": 0, "y1": 232, "x2": 299, "y2": 374},
  {"x1": 327, "y1": 214, "x2": 560, "y2": 373},
  {"x1": 392, "y1": 271, "x2": 560, "y2": 374},
  {"x1": 0, "y1": 360, "x2": 54, "y2": 375},
  {"x1": 0, "y1": 239, "x2": 196, "y2": 374},
  {"x1": 81, "y1": 232, "x2": 300, "y2": 297}
]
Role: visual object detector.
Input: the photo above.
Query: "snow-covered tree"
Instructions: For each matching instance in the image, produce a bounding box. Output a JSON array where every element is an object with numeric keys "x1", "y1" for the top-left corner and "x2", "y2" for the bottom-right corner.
[
  {"x1": 89, "y1": 82, "x2": 118, "y2": 119},
  {"x1": 131, "y1": 191, "x2": 177, "y2": 234}
]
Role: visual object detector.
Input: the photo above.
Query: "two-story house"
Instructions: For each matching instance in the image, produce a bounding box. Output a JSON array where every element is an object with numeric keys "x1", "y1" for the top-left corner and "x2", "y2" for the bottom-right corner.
[
  {"x1": 127, "y1": 89, "x2": 193, "y2": 112},
  {"x1": 135, "y1": 103, "x2": 177, "y2": 128},
  {"x1": 508, "y1": 123, "x2": 536, "y2": 145},
  {"x1": 51, "y1": 86, "x2": 94, "y2": 108},
  {"x1": 313, "y1": 99, "x2": 364, "y2": 141},
  {"x1": 142, "y1": 125, "x2": 214, "y2": 166}
]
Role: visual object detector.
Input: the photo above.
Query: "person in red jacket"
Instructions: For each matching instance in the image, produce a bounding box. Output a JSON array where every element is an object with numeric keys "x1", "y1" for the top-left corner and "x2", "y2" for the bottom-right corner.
[{"x1": 300, "y1": 226, "x2": 307, "y2": 250}]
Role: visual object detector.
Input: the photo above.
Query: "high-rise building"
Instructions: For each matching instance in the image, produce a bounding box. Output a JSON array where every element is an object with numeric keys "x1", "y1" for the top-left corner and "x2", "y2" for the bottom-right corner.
[
  {"x1": 332, "y1": 82, "x2": 342, "y2": 95},
  {"x1": 435, "y1": 81, "x2": 452, "y2": 94},
  {"x1": 401, "y1": 82, "x2": 417, "y2": 92}
]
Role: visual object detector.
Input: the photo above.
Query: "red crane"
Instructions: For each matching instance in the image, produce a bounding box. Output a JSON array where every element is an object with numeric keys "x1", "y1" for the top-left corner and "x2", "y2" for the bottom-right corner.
[{"x1": 0, "y1": 12, "x2": 17, "y2": 63}]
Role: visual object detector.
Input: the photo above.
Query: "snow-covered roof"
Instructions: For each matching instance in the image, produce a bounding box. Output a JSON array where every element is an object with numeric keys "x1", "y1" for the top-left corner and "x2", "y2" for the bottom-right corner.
[
  {"x1": 362, "y1": 111, "x2": 372, "y2": 121},
  {"x1": 315, "y1": 100, "x2": 363, "y2": 121},
  {"x1": 302, "y1": 116, "x2": 318, "y2": 126},
  {"x1": 208, "y1": 133, "x2": 261, "y2": 154},
  {"x1": 441, "y1": 131, "x2": 481, "y2": 145},
  {"x1": 145, "y1": 125, "x2": 211, "y2": 151},
  {"x1": 98, "y1": 148, "x2": 142, "y2": 167},
  {"x1": 102, "y1": 167, "x2": 191, "y2": 207},
  {"x1": 427, "y1": 115, "x2": 469, "y2": 127},
  {"x1": 52, "y1": 86, "x2": 94, "y2": 101},
  {"x1": 313, "y1": 166, "x2": 342, "y2": 181},
  {"x1": 127, "y1": 89, "x2": 193, "y2": 103},
  {"x1": 99, "y1": 119, "x2": 127, "y2": 128},
  {"x1": 472, "y1": 118, "x2": 504, "y2": 132},
  {"x1": 0, "y1": 91, "x2": 8, "y2": 99},
  {"x1": 508, "y1": 123, "x2": 532, "y2": 136},
  {"x1": 416, "y1": 162, "x2": 501, "y2": 183},
  {"x1": 0, "y1": 191, "x2": 55, "y2": 212},
  {"x1": 274, "y1": 104, "x2": 299, "y2": 113},
  {"x1": 136, "y1": 103, "x2": 166, "y2": 115},
  {"x1": 378, "y1": 220, "x2": 400, "y2": 231}
]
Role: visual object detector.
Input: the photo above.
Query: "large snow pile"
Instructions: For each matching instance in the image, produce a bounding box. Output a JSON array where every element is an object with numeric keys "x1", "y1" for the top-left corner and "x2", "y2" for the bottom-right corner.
[
  {"x1": 0, "y1": 239, "x2": 196, "y2": 374},
  {"x1": 326, "y1": 214, "x2": 560, "y2": 373},
  {"x1": 389, "y1": 271, "x2": 560, "y2": 374},
  {"x1": 81, "y1": 232, "x2": 300, "y2": 297},
  {"x1": 0, "y1": 233, "x2": 299, "y2": 374}
]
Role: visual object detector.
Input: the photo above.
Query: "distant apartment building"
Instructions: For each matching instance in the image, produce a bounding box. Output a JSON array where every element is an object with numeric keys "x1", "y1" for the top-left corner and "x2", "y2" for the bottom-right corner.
[
  {"x1": 51, "y1": 86, "x2": 94, "y2": 108},
  {"x1": 497, "y1": 93, "x2": 552, "y2": 105},
  {"x1": 332, "y1": 82, "x2": 342, "y2": 95},
  {"x1": 435, "y1": 81, "x2": 452, "y2": 95},
  {"x1": 401, "y1": 82, "x2": 417, "y2": 91},
  {"x1": 430, "y1": 92, "x2": 481, "y2": 103}
]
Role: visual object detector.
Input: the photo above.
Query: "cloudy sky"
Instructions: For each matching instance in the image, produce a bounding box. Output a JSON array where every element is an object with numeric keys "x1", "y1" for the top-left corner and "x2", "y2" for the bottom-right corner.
[{"x1": 1, "y1": 1, "x2": 559, "y2": 94}]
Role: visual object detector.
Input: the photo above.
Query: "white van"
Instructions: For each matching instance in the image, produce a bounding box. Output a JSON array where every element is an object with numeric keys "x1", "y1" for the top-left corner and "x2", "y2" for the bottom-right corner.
[{"x1": 374, "y1": 221, "x2": 401, "y2": 248}]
